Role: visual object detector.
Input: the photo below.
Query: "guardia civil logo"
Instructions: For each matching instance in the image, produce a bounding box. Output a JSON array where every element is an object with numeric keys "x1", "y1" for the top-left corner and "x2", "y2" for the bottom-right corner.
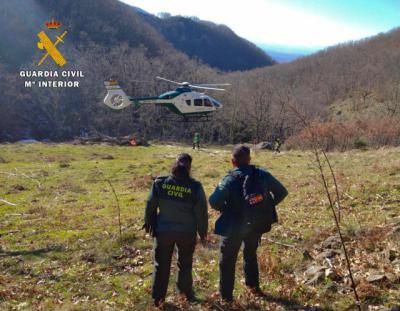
[
  {"x1": 37, "y1": 19, "x2": 68, "y2": 67},
  {"x1": 19, "y1": 18, "x2": 84, "y2": 88}
]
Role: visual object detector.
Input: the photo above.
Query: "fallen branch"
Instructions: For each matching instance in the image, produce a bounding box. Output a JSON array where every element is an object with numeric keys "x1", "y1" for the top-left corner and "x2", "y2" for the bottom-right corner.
[
  {"x1": 0, "y1": 230, "x2": 20, "y2": 237},
  {"x1": 265, "y1": 238, "x2": 298, "y2": 249},
  {"x1": 344, "y1": 192, "x2": 354, "y2": 200},
  {"x1": 106, "y1": 179, "x2": 122, "y2": 239},
  {"x1": 73, "y1": 133, "x2": 149, "y2": 146},
  {"x1": 0, "y1": 169, "x2": 42, "y2": 189},
  {"x1": 211, "y1": 303, "x2": 225, "y2": 311},
  {"x1": 0, "y1": 198, "x2": 17, "y2": 206}
]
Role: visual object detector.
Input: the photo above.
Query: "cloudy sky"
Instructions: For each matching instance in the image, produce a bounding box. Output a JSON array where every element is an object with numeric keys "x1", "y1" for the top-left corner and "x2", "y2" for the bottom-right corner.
[{"x1": 120, "y1": 0, "x2": 400, "y2": 50}]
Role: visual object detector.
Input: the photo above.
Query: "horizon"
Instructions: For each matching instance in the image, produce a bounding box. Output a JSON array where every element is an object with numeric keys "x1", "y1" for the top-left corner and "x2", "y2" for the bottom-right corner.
[{"x1": 120, "y1": 0, "x2": 400, "y2": 53}]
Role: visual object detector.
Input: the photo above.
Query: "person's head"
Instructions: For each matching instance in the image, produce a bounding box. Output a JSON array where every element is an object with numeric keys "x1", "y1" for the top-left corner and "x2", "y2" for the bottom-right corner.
[
  {"x1": 231, "y1": 144, "x2": 251, "y2": 167},
  {"x1": 171, "y1": 153, "x2": 192, "y2": 179}
]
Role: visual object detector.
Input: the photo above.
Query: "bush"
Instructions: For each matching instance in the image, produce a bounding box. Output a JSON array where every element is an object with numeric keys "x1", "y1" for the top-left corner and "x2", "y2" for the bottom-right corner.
[
  {"x1": 353, "y1": 138, "x2": 368, "y2": 149},
  {"x1": 285, "y1": 117, "x2": 400, "y2": 151}
]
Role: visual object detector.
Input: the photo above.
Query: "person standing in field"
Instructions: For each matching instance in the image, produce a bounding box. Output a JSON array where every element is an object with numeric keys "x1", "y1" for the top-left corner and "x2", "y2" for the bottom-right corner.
[
  {"x1": 274, "y1": 138, "x2": 282, "y2": 153},
  {"x1": 193, "y1": 132, "x2": 200, "y2": 150},
  {"x1": 209, "y1": 145, "x2": 288, "y2": 302},
  {"x1": 143, "y1": 153, "x2": 208, "y2": 307}
]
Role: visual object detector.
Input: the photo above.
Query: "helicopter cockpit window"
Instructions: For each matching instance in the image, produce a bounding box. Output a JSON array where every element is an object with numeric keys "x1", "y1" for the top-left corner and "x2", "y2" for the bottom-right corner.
[
  {"x1": 204, "y1": 98, "x2": 213, "y2": 107},
  {"x1": 194, "y1": 99, "x2": 203, "y2": 106},
  {"x1": 212, "y1": 100, "x2": 221, "y2": 107},
  {"x1": 185, "y1": 99, "x2": 191, "y2": 106}
]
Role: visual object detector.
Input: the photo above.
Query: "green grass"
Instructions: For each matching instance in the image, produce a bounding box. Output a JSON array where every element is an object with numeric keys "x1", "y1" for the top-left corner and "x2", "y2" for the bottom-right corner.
[{"x1": 0, "y1": 143, "x2": 399, "y2": 310}]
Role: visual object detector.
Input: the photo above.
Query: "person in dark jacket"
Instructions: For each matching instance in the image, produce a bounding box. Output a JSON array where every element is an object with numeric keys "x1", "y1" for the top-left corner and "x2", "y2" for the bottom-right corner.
[
  {"x1": 144, "y1": 153, "x2": 208, "y2": 306},
  {"x1": 209, "y1": 145, "x2": 288, "y2": 302}
]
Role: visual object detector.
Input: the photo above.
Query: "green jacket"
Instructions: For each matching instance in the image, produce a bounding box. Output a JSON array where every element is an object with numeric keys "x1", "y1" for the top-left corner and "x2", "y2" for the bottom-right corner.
[
  {"x1": 145, "y1": 175, "x2": 208, "y2": 238},
  {"x1": 193, "y1": 133, "x2": 200, "y2": 143},
  {"x1": 209, "y1": 165, "x2": 288, "y2": 236}
]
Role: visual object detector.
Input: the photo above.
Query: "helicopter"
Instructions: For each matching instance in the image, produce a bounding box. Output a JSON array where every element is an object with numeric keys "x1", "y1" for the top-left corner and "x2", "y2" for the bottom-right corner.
[{"x1": 103, "y1": 76, "x2": 229, "y2": 121}]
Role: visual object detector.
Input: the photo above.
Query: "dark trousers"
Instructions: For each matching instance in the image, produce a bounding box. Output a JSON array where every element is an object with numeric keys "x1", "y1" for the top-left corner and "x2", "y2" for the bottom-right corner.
[
  {"x1": 152, "y1": 232, "x2": 196, "y2": 302},
  {"x1": 219, "y1": 227, "x2": 262, "y2": 300},
  {"x1": 193, "y1": 142, "x2": 200, "y2": 149}
]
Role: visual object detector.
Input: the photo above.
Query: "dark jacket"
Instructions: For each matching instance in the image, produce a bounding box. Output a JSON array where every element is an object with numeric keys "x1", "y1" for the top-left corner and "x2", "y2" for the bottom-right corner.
[
  {"x1": 209, "y1": 165, "x2": 288, "y2": 236},
  {"x1": 145, "y1": 175, "x2": 208, "y2": 238}
]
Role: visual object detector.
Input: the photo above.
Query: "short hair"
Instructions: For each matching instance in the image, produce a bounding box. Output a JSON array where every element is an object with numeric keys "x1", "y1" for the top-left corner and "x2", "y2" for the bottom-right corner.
[{"x1": 232, "y1": 145, "x2": 250, "y2": 166}]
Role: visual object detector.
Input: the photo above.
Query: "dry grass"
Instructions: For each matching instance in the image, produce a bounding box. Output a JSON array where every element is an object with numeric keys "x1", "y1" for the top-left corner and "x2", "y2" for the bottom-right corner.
[{"x1": 0, "y1": 143, "x2": 399, "y2": 310}]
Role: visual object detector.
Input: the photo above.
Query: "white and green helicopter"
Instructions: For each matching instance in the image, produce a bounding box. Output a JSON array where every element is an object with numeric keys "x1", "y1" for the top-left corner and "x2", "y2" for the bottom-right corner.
[{"x1": 103, "y1": 76, "x2": 229, "y2": 121}]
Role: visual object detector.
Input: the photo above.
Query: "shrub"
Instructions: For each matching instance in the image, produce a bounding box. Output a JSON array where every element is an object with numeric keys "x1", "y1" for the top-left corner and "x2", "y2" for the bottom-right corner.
[
  {"x1": 353, "y1": 138, "x2": 368, "y2": 149},
  {"x1": 286, "y1": 117, "x2": 400, "y2": 151}
]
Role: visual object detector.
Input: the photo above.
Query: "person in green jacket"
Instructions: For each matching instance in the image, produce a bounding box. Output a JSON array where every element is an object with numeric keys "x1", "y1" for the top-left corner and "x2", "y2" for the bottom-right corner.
[
  {"x1": 193, "y1": 132, "x2": 200, "y2": 150},
  {"x1": 143, "y1": 153, "x2": 208, "y2": 306},
  {"x1": 274, "y1": 138, "x2": 282, "y2": 153},
  {"x1": 209, "y1": 145, "x2": 288, "y2": 302}
]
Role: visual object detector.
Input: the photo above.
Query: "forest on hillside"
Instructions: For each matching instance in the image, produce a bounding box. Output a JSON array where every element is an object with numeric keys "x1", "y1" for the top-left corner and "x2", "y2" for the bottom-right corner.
[
  {"x1": 138, "y1": 12, "x2": 275, "y2": 71},
  {"x1": 0, "y1": 0, "x2": 400, "y2": 149}
]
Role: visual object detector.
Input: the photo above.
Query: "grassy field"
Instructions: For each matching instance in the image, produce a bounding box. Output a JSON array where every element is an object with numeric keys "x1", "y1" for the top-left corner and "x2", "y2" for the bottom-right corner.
[{"x1": 0, "y1": 143, "x2": 399, "y2": 310}]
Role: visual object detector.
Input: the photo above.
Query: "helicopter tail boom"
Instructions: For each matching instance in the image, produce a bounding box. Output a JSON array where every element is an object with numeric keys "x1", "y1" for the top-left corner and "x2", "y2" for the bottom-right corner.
[{"x1": 103, "y1": 80, "x2": 131, "y2": 110}]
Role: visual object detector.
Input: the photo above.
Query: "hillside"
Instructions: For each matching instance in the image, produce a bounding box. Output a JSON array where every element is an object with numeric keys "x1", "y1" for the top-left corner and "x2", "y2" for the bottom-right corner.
[
  {"x1": 0, "y1": 0, "x2": 274, "y2": 72},
  {"x1": 0, "y1": 0, "x2": 220, "y2": 141},
  {"x1": 215, "y1": 28, "x2": 400, "y2": 147},
  {"x1": 0, "y1": 0, "x2": 171, "y2": 70},
  {"x1": 0, "y1": 0, "x2": 399, "y2": 149},
  {"x1": 136, "y1": 11, "x2": 275, "y2": 71}
]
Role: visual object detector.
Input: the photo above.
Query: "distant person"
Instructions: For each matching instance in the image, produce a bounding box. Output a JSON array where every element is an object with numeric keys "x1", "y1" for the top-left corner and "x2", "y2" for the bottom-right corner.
[
  {"x1": 274, "y1": 138, "x2": 282, "y2": 153},
  {"x1": 209, "y1": 145, "x2": 288, "y2": 302},
  {"x1": 193, "y1": 132, "x2": 200, "y2": 150},
  {"x1": 143, "y1": 153, "x2": 208, "y2": 307}
]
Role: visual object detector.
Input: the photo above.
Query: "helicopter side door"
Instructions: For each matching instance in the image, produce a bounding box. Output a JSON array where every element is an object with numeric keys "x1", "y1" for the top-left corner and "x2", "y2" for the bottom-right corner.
[{"x1": 173, "y1": 93, "x2": 194, "y2": 114}]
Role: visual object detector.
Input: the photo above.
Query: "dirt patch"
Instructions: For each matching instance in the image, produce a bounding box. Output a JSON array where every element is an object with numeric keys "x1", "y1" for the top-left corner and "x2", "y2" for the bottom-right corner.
[
  {"x1": 59, "y1": 161, "x2": 70, "y2": 168},
  {"x1": 7, "y1": 184, "x2": 27, "y2": 194},
  {"x1": 0, "y1": 156, "x2": 8, "y2": 163},
  {"x1": 35, "y1": 154, "x2": 75, "y2": 163},
  {"x1": 56, "y1": 182, "x2": 87, "y2": 194},
  {"x1": 131, "y1": 175, "x2": 154, "y2": 190},
  {"x1": 90, "y1": 153, "x2": 115, "y2": 160}
]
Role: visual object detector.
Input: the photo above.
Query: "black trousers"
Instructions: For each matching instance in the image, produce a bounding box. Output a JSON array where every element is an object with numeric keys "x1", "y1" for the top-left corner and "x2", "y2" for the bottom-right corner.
[
  {"x1": 219, "y1": 226, "x2": 262, "y2": 300},
  {"x1": 152, "y1": 231, "x2": 196, "y2": 302}
]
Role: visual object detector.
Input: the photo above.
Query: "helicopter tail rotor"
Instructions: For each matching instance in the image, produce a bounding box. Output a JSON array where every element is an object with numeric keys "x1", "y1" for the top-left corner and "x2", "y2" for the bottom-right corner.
[{"x1": 103, "y1": 80, "x2": 131, "y2": 110}]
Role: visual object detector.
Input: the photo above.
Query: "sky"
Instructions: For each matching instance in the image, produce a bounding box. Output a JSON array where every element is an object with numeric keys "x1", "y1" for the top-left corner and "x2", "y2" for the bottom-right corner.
[{"x1": 120, "y1": 0, "x2": 400, "y2": 51}]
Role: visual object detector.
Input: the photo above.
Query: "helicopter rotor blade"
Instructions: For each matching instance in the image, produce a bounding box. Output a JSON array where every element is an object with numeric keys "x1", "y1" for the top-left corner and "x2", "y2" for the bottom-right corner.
[
  {"x1": 192, "y1": 83, "x2": 231, "y2": 87},
  {"x1": 156, "y1": 76, "x2": 182, "y2": 85},
  {"x1": 189, "y1": 85, "x2": 226, "y2": 91},
  {"x1": 130, "y1": 79, "x2": 158, "y2": 84},
  {"x1": 156, "y1": 76, "x2": 229, "y2": 90}
]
